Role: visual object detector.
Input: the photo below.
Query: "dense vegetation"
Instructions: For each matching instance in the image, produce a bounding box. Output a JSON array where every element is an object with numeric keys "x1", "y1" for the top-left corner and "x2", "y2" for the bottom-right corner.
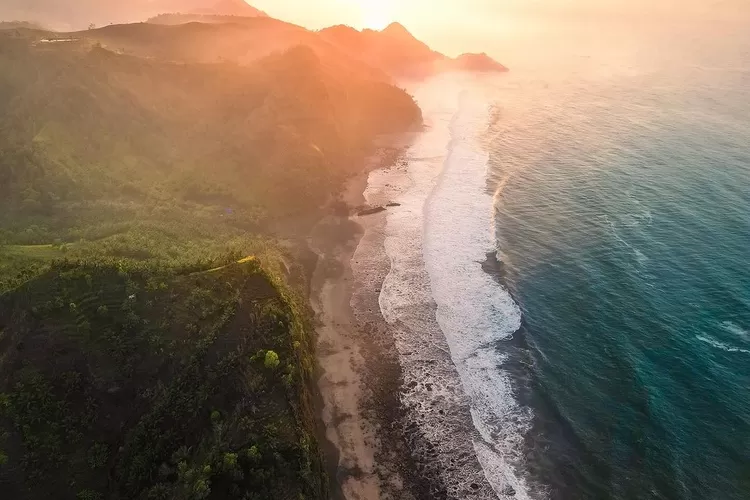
[
  {"x1": 0, "y1": 258, "x2": 325, "y2": 499},
  {"x1": 0, "y1": 32, "x2": 420, "y2": 237},
  {"x1": 0, "y1": 24, "x2": 422, "y2": 499},
  {"x1": 0, "y1": 29, "x2": 420, "y2": 279}
]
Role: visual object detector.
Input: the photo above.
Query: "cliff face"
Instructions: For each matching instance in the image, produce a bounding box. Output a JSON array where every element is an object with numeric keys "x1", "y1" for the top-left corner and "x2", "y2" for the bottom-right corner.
[{"x1": 0, "y1": 258, "x2": 326, "y2": 499}]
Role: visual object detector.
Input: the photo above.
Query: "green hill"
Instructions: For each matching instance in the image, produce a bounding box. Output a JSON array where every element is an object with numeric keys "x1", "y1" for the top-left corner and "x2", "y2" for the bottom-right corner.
[
  {"x1": 0, "y1": 21, "x2": 422, "y2": 498},
  {"x1": 0, "y1": 31, "x2": 420, "y2": 255},
  {"x1": 0, "y1": 257, "x2": 325, "y2": 499}
]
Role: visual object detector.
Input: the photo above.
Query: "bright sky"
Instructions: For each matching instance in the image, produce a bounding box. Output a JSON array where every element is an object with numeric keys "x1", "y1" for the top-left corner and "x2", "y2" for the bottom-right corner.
[
  {"x1": 249, "y1": 0, "x2": 544, "y2": 56},
  {"x1": 250, "y1": 0, "x2": 749, "y2": 57}
]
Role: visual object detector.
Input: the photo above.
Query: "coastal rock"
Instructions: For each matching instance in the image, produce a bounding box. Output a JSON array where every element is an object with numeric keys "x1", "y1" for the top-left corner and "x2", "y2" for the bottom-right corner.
[
  {"x1": 452, "y1": 52, "x2": 509, "y2": 73},
  {"x1": 357, "y1": 206, "x2": 386, "y2": 216}
]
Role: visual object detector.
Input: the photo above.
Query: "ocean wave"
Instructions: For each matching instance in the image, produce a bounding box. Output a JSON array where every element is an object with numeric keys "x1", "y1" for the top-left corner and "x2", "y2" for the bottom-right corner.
[
  {"x1": 369, "y1": 75, "x2": 541, "y2": 499},
  {"x1": 720, "y1": 321, "x2": 750, "y2": 342},
  {"x1": 696, "y1": 335, "x2": 750, "y2": 354},
  {"x1": 423, "y1": 83, "x2": 538, "y2": 498},
  {"x1": 368, "y1": 76, "x2": 504, "y2": 498}
]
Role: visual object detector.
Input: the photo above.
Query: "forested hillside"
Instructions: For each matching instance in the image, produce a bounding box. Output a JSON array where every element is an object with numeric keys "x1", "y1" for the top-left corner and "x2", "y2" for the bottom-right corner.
[
  {"x1": 0, "y1": 23, "x2": 421, "y2": 499},
  {"x1": 0, "y1": 257, "x2": 326, "y2": 500},
  {"x1": 0, "y1": 30, "x2": 420, "y2": 282}
]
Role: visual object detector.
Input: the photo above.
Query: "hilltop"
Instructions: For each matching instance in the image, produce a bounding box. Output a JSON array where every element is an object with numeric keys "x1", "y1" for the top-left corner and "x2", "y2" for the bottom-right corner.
[
  {"x1": 190, "y1": 0, "x2": 267, "y2": 17},
  {"x1": 78, "y1": 18, "x2": 508, "y2": 78},
  {"x1": 320, "y1": 22, "x2": 508, "y2": 77},
  {"x1": 0, "y1": 1, "x2": 508, "y2": 76},
  {"x1": 0, "y1": 0, "x2": 264, "y2": 30},
  {"x1": 75, "y1": 19, "x2": 387, "y2": 82},
  {"x1": 0, "y1": 32, "x2": 420, "y2": 251}
]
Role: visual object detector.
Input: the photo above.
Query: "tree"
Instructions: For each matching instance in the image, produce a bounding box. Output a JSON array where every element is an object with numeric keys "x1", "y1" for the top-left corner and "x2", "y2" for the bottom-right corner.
[{"x1": 264, "y1": 350, "x2": 280, "y2": 370}]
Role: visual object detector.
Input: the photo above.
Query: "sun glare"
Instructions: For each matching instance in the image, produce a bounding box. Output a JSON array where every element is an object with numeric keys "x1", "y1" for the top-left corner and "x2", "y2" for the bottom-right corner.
[{"x1": 353, "y1": 0, "x2": 394, "y2": 30}]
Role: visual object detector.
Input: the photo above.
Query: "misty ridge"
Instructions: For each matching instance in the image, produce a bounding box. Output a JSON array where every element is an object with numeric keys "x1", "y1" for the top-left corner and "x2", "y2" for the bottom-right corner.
[{"x1": 0, "y1": 0, "x2": 267, "y2": 30}]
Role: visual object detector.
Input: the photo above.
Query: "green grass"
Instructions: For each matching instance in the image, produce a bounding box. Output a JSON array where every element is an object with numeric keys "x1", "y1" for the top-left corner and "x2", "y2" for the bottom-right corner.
[{"x1": 2, "y1": 244, "x2": 67, "y2": 258}]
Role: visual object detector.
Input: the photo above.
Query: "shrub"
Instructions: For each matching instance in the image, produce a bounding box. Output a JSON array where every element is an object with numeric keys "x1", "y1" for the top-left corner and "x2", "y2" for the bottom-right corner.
[
  {"x1": 77, "y1": 490, "x2": 102, "y2": 500},
  {"x1": 87, "y1": 442, "x2": 109, "y2": 469},
  {"x1": 264, "y1": 350, "x2": 280, "y2": 370}
]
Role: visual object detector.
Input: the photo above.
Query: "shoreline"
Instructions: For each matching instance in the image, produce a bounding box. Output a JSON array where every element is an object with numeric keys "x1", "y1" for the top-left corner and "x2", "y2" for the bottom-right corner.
[
  {"x1": 308, "y1": 125, "x2": 501, "y2": 499},
  {"x1": 309, "y1": 167, "x2": 380, "y2": 499},
  {"x1": 308, "y1": 140, "x2": 432, "y2": 499}
]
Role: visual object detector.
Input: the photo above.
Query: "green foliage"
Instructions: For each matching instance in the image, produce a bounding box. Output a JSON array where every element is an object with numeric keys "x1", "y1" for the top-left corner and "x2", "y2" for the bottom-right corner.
[
  {"x1": 0, "y1": 260, "x2": 328, "y2": 499},
  {"x1": 87, "y1": 442, "x2": 109, "y2": 470},
  {"x1": 264, "y1": 350, "x2": 281, "y2": 370},
  {"x1": 0, "y1": 36, "x2": 420, "y2": 253},
  {"x1": 77, "y1": 490, "x2": 102, "y2": 500},
  {"x1": 0, "y1": 20, "x2": 418, "y2": 500}
]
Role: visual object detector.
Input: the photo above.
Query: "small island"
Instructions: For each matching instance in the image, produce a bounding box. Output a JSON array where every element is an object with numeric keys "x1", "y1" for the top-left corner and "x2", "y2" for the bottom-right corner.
[{"x1": 452, "y1": 52, "x2": 509, "y2": 72}]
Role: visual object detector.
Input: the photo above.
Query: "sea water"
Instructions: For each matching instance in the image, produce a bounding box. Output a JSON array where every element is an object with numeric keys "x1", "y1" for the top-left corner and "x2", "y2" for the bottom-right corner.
[{"x1": 373, "y1": 15, "x2": 750, "y2": 500}]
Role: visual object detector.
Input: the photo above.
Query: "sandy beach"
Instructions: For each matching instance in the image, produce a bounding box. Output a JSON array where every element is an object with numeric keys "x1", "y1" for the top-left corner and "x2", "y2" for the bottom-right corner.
[
  {"x1": 309, "y1": 143, "x2": 437, "y2": 500},
  {"x1": 309, "y1": 169, "x2": 381, "y2": 499},
  {"x1": 307, "y1": 119, "x2": 507, "y2": 499}
]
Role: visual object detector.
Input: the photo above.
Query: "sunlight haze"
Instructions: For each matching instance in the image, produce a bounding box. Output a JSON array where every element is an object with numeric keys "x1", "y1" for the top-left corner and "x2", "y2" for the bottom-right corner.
[
  {"x1": 1, "y1": 0, "x2": 749, "y2": 498},
  {"x1": 250, "y1": 0, "x2": 750, "y2": 57}
]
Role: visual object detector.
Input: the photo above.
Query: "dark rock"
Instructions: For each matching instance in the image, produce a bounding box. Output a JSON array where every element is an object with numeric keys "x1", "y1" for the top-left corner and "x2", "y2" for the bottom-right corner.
[
  {"x1": 357, "y1": 206, "x2": 386, "y2": 216},
  {"x1": 386, "y1": 202, "x2": 401, "y2": 207}
]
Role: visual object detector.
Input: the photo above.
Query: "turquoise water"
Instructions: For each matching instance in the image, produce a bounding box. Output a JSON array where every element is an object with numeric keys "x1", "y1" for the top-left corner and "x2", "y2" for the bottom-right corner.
[{"x1": 488, "y1": 22, "x2": 750, "y2": 500}]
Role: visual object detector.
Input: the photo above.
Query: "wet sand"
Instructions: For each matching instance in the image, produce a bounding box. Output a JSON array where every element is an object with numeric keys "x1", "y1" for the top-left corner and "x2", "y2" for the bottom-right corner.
[
  {"x1": 309, "y1": 170, "x2": 381, "y2": 499},
  {"x1": 309, "y1": 144, "x2": 429, "y2": 500}
]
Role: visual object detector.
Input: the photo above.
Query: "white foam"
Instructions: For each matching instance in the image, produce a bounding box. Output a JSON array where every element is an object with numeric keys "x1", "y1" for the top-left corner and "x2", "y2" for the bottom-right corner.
[
  {"x1": 720, "y1": 321, "x2": 750, "y2": 342},
  {"x1": 424, "y1": 86, "x2": 536, "y2": 499},
  {"x1": 697, "y1": 335, "x2": 750, "y2": 354},
  {"x1": 364, "y1": 74, "x2": 541, "y2": 499}
]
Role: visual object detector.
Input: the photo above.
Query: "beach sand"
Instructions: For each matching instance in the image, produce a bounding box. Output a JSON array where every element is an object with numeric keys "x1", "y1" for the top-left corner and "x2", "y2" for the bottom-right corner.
[
  {"x1": 309, "y1": 170, "x2": 381, "y2": 499},
  {"x1": 309, "y1": 144, "x2": 431, "y2": 500}
]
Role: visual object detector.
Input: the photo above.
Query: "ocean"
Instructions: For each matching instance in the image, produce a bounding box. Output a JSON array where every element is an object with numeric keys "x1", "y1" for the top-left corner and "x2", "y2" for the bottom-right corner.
[{"x1": 364, "y1": 16, "x2": 750, "y2": 500}]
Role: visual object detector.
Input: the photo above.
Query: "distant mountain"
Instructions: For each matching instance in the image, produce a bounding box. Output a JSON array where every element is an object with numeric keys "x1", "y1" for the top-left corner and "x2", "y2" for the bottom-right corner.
[
  {"x1": 73, "y1": 20, "x2": 388, "y2": 83},
  {"x1": 0, "y1": 1, "x2": 507, "y2": 76},
  {"x1": 319, "y1": 22, "x2": 508, "y2": 77},
  {"x1": 147, "y1": 13, "x2": 266, "y2": 26},
  {"x1": 190, "y1": 0, "x2": 267, "y2": 17},
  {"x1": 0, "y1": 21, "x2": 47, "y2": 31},
  {"x1": 0, "y1": 29, "x2": 421, "y2": 236},
  {"x1": 0, "y1": 0, "x2": 264, "y2": 30},
  {"x1": 319, "y1": 22, "x2": 442, "y2": 77},
  {"x1": 451, "y1": 52, "x2": 509, "y2": 73}
]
